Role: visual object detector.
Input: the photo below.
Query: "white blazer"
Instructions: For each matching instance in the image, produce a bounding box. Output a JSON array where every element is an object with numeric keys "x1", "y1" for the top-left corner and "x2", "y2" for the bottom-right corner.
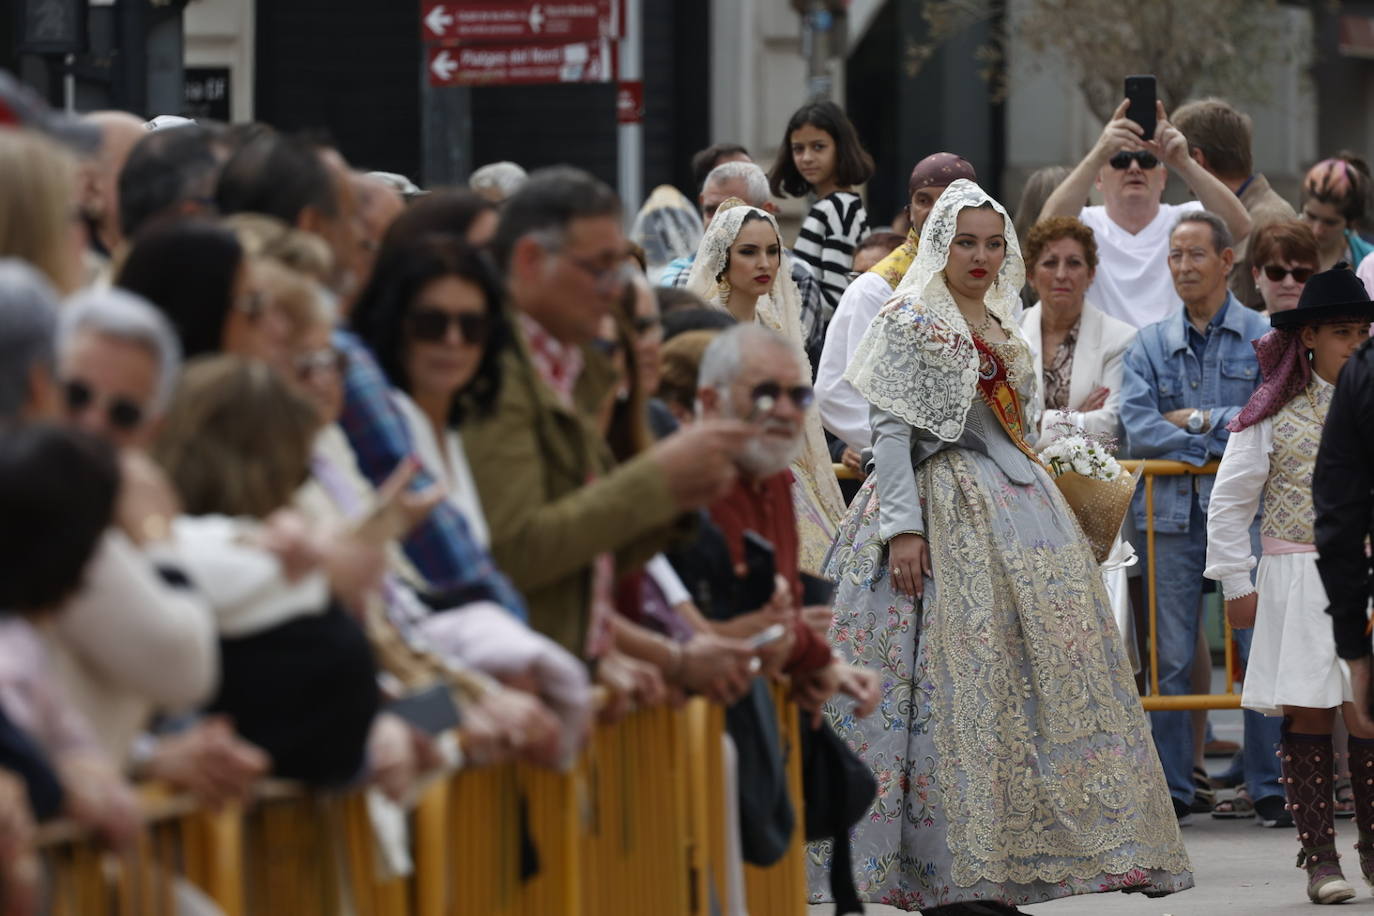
[{"x1": 1019, "y1": 302, "x2": 1137, "y2": 447}]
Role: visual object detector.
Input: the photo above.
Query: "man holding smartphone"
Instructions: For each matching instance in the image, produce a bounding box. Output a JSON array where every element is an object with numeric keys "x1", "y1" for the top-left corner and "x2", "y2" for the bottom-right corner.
[{"x1": 1040, "y1": 90, "x2": 1252, "y2": 330}]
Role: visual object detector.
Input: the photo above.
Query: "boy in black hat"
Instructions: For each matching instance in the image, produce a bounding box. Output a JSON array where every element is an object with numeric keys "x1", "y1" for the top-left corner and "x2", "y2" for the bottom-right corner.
[{"x1": 1208, "y1": 264, "x2": 1374, "y2": 903}]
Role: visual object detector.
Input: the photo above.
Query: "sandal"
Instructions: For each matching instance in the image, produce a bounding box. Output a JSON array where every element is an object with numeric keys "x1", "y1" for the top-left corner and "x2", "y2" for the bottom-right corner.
[
  {"x1": 1191, "y1": 765, "x2": 1216, "y2": 813},
  {"x1": 1211, "y1": 784, "x2": 1256, "y2": 819},
  {"x1": 1335, "y1": 776, "x2": 1356, "y2": 819}
]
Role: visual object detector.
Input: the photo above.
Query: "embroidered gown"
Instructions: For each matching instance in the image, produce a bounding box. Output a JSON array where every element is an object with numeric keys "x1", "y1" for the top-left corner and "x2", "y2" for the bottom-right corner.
[{"x1": 807, "y1": 179, "x2": 1191, "y2": 911}]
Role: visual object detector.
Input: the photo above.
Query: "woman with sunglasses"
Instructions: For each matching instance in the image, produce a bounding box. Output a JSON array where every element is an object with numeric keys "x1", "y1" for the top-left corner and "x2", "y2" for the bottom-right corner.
[
  {"x1": 818, "y1": 180, "x2": 1191, "y2": 912},
  {"x1": 1040, "y1": 97, "x2": 1252, "y2": 329},
  {"x1": 351, "y1": 235, "x2": 509, "y2": 546},
  {"x1": 1249, "y1": 220, "x2": 1321, "y2": 316},
  {"x1": 684, "y1": 198, "x2": 845, "y2": 575}
]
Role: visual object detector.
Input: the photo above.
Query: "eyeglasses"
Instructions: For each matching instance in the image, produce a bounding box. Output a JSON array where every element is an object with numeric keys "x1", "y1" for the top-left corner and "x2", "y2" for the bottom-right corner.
[
  {"x1": 563, "y1": 254, "x2": 637, "y2": 293},
  {"x1": 294, "y1": 347, "x2": 349, "y2": 380},
  {"x1": 63, "y1": 379, "x2": 145, "y2": 431},
  {"x1": 407, "y1": 309, "x2": 491, "y2": 345},
  {"x1": 1261, "y1": 264, "x2": 1315, "y2": 283},
  {"x1": 750, "y1": 381, "x2": 815, "y2": 411},
  {"x1": 1108, "y1": 151, "x2": 1160, "y2": 171}
]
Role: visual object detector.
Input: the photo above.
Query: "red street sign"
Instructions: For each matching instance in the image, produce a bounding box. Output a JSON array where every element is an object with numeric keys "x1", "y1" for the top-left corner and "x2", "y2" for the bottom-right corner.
[
  {"x1": 421, "y1": 1, "x2": 620, "y2": 45},
  {"x1": 427, "y1": 40, "x2": 615, "y2": 87},
  {"x1": 616, "y1": 81, "x2": 643, "y2": 124}
]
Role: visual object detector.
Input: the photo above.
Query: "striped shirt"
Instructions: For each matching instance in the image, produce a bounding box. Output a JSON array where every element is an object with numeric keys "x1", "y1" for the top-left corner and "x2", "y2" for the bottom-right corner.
[{"x1": 792, "y1": 191, "x2": 869, "y2": 323}]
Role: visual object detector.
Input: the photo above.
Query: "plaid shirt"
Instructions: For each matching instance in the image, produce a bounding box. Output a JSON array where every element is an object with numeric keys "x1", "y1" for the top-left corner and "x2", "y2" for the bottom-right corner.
[
  {"x1": 333, "y1": 329, "x2": 527, "y2": 619},
  {"x1": 659, "y1": 251, "x2": 826, "y2": 373}
]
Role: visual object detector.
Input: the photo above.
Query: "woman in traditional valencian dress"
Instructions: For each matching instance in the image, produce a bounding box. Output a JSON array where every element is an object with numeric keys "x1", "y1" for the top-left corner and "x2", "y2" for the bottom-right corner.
[
  {"x1": 1205, "y1": 266, "x2": 1374, "y2": 905},
  {"x1": 685, "y1": 199, "x2": 846, "y2": 574},
  {"x1": 811, "y1": 180, "x2": 1191, "y2": 914}
]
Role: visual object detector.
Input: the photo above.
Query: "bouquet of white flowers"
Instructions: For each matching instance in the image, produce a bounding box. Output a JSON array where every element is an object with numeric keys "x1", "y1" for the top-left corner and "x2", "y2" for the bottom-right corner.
[{"x1": 1039, "y1": 425, "x2": 1137, "y2": 563}]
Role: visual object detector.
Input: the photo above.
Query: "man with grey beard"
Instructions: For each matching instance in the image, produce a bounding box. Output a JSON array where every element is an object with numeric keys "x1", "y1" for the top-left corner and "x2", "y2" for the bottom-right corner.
[{"x1": 682, "y1": 324, "x2": 878, "y2": 716}]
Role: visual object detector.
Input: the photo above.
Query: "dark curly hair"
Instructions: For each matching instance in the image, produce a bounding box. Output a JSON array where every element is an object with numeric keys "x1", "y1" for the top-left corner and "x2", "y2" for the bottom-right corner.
[
  {"x1": 350, "y1": 236, "x2": 509, "y2": 426},
  {"x1": 1021, "y1": 217, "x2": 1100, "y2": 272},
  {"x1": 0, "y1": 423, "x2": 118, "y2": 613},
  {"x1": 767, "y1": 100, "x2": 875, "y2": 199}
]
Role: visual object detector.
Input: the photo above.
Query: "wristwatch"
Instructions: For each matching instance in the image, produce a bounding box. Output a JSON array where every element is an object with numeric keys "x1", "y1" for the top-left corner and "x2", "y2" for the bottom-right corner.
[{"x1": 1186, "y1": 409, "x2": 1205, "y2": 433}]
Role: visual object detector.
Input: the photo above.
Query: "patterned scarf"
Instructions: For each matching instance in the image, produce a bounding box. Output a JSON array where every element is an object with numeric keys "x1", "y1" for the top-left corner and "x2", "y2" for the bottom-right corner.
[{"x1": 1228, "y1": 329, "x2": 1308, "y2": 432}]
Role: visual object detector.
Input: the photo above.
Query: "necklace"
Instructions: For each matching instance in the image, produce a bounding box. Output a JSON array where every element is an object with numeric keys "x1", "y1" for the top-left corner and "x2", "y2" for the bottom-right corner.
[
  {"x1": 971, "y1": 310, "x2": 997, "y2": 337},
  {"x1": 1302, "y1": 379, "x2": 1330, "y2": 419}
]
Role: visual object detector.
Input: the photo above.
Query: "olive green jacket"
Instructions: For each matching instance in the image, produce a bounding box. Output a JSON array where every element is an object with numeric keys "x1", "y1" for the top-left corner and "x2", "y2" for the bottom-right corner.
[{"x1": 462, "y1": 327, "x2": 687, "y2": 655}]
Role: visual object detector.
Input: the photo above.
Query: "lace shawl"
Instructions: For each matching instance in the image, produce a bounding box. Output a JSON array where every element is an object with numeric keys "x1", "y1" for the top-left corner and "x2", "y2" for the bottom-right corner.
[
  {"x1": 684, "y1": 202, "x2": 846, "y2": 540},
  {"x1": 844, "y1": 179, "x2": 1030, "y2": 442}
]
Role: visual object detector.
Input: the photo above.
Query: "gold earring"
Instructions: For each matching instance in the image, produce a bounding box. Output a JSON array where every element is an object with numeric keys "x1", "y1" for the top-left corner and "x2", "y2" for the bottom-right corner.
[{"x1": 717, "y1": 275, "x2": 731, "y2": 296}]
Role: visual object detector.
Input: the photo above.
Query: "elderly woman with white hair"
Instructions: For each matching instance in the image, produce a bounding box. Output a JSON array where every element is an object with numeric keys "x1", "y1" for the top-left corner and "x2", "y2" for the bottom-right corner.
[
  {"x1": 57, "y1": 287, "x2": 182, "y2": 449},
  {"x1": 469, "y1": 160, "x2": 528, "y2": 204}
]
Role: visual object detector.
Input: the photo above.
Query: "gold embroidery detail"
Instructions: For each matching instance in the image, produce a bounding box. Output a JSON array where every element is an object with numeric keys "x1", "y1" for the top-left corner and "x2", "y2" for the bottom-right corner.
[
  {"x1": 1262, "y1": 381, "x2": 1332, "y2": 545},
  {"x1": 918, "y1": 450, "x2": 1189, "y2": 886}
]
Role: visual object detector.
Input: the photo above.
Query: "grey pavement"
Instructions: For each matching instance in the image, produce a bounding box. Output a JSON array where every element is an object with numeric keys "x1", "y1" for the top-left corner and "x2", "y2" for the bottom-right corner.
[
  {"x1": 809, "y1": 673, "x2": 1370, "y2": 914},
  {"x1": 809, "y1": 814, "x2": 1365, "y2": 915}
]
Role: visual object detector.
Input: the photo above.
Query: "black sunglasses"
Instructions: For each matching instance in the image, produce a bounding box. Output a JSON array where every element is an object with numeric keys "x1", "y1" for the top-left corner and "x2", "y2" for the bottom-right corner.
[
  {"x1": 63, "y1": 379, "x2": 144, "y2": 431},
  {"x1": 1108, "y1": 151, "x2": 1160, "y2": 171},
  {"x1": 750, "y1": 381, "x2": 814, "y2": 411},
  {"x1": 408, "y1": 309, "x2": 491, "y2": 345},
  {"x1": 1261, "y1": 265, "x2": 1315, "y2": 283}
]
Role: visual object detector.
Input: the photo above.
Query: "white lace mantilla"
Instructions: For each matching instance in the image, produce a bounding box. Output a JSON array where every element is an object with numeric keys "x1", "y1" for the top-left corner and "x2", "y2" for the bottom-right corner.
[{"x1": 844, "y1": 179, "x2": 1029, "y2": 442}]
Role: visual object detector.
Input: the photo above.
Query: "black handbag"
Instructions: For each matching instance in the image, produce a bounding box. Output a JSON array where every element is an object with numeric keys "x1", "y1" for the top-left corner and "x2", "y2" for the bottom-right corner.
[
  {"x1": 725, "y1": 679, "x2": 795, "y2": 865},
  {"x1": 801, "y1": 713, "x2": 877, "y2": 915}
]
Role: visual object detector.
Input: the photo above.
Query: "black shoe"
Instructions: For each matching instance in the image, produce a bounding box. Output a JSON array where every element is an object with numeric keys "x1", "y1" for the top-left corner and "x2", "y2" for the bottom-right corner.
[
  {"x1": 1254, "y1": 794, "x2": 1294, "y2": 828},
  {"x1": 1172, "y1": 796, "x2": 1193, "y2": 826}
]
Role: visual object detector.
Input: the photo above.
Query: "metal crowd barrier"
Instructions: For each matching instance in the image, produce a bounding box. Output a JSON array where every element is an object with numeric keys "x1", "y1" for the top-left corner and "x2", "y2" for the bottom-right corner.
[
  {"x1": 37, "y1": 693, "x2": 808, "y2": 915},
  {"x1": 833, "y1": 458, "x2": 1238, "y2": 712}
]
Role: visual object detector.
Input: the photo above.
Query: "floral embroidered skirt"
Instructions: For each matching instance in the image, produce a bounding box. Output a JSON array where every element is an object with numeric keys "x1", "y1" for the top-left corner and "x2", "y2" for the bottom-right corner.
[{"x1": 807, "y1": 447, "x2": 1192, "y2": 911}]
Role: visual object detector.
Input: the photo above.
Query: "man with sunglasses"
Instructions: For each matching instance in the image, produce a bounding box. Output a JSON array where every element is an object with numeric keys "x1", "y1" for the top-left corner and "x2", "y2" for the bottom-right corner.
[{"x1": 1040, "y1": 98, "x2": 1252, "y2": 330}]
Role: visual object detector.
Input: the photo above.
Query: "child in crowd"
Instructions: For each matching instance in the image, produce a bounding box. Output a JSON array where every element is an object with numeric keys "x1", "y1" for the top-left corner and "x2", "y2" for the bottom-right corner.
[
  {"x1": 1205, "y1": 266, "x2": 1374, "y2": 905},
  {"x1": 766, "y1": 100, "x2": 873, "y2": 322}
]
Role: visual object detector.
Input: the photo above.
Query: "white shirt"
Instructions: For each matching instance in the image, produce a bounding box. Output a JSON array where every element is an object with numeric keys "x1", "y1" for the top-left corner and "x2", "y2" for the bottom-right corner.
[
  {"x1": 816, "y1": 271, "x2": 894, "y2": 452},
  {"x1": 1079, "y1": 202, "x2": 1203, "y2": 329},
  {"x1": 393, "y1": 390, "x2": 490, "y2": 548},
  {"x1": 1203, "y1": 418, "x2": 1271, "y2": 599}
]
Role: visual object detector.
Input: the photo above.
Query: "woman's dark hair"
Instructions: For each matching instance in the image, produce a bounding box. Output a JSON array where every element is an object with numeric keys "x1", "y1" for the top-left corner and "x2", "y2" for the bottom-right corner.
[
  {"x1": 351, "y1": 236, "x2": 509, "y2": 425},
  {"x1": 116, "y1": 219, "x2": 245, "y2": 360},
  {"x1": 604, "y1": 285, "x2": 653, "y2": 463},
  {"x1": 0, "y1": 423, "x2": 118, "y2": 613},
  {"x1": 767, "y1": 100, "x2": 875, "y2": 199},
  {"x1": 376, "y1": 189, "x2": 498, "y2": 266}
]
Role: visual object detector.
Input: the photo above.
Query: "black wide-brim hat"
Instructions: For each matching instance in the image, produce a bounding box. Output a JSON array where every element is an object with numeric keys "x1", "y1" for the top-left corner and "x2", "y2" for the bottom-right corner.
[{"x1": 1271, "y1": 262, "x2": 1374, "y2": 328}]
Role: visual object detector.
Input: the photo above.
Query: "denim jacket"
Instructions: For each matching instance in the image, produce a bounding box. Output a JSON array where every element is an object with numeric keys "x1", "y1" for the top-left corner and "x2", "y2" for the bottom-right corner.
[{"x1": 1120, "y1": 293, "x2": 1270, "y2": 533}]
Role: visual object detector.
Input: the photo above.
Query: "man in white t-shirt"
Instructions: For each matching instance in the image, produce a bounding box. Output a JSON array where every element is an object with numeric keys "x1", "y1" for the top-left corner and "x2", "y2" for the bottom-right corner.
[{"x1": 1040, "y1": 99, "x2": 1252, "y2": 329}]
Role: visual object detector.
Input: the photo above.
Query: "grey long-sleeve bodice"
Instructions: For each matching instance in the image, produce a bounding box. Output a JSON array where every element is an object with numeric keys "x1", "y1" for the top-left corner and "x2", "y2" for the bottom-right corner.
[{"x1": 871, "y1": 398, "x2": 1042, "y2": 543}]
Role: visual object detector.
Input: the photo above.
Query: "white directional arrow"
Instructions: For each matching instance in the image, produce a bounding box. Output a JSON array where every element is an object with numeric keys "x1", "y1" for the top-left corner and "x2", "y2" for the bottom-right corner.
[
  {"x1": 425, "y1": 4, "x2": 454, "y2": 39},
  {"x1": 529, "y1": 3, "x2": 545, "y2": 34},
  {"x1": 431, "y1": 50, "x2": 458, "y2": 82}
]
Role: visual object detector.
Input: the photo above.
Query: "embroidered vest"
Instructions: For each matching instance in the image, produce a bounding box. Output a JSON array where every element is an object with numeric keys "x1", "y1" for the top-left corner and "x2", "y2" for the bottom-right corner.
[{"x1": 1261, "y1": 381, "x2": 1332, "y2": 544}]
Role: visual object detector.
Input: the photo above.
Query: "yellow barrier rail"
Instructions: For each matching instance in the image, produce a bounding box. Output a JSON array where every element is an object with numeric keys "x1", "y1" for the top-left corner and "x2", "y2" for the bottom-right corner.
[
  {"x1": 832, "y1": 457, "x2": 1238, "y2": 712},
  {"x1": 39, "y1": 693, "x2": 808, "y2": 915}
]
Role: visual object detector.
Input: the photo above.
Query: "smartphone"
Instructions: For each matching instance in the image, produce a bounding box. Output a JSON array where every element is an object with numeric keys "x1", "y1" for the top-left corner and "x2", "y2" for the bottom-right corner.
[
  {"x1": 1124, "y1": 75, "x2": 1156, "y2": 141},
  {"x1": 386, "y1": 684, "x2": 463, "y2": 736},
  {"x1": 740, "y1": 530, "x2": 777, "y2": 611},
  {"x1": 746, "y1": 622, "x2": 787, "y2": 650}
]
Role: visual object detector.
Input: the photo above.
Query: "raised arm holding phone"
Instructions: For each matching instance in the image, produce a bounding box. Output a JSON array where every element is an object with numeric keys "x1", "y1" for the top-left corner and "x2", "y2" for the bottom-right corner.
[{"x1": 1039, "y1": 81, "x2": 1252, "y2": 329}]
